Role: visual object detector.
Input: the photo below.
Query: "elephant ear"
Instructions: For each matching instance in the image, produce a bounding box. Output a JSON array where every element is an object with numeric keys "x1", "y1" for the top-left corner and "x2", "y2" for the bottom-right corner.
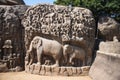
[{"x1": 68, "y1": 46, "x2": 74, "y2": 53}]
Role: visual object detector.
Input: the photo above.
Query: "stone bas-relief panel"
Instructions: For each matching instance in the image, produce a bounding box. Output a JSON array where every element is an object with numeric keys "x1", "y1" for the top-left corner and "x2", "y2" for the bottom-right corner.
[
  {"x1": 0, "y1": 5, "x2": 28, "y2": 72},
  {"x1": 0, "y1": 0, "x2": 25, "y2": 5},
  {"x1": 23, "y1": 4, "x2": 95, "y2": 50},
  {"x1": 23, "y1": 4, "x2": 95, "y2": 75}
]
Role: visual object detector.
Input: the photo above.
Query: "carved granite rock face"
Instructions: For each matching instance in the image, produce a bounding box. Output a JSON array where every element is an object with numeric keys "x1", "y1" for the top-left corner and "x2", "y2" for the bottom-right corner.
[
  {"x1": 0, "y1": 0, "x2": 25, "y2": 5},
  {"x1": 22, "y1": 4, "x2": 96, "y2": 67},
  {"x1": 0, "y1": 5, "x2": 28, "y2": 69},
  {"x1": 22, "y1": 4, "x2": 95, "y2": 52},
  {"x1": 89, "y1": 40, "x2": 120, "y2": 80},
  {"x1": 98, "y1": 16, "x2": 120, "y2": 41},
  {"x1": 98, "y1": 34, "x2": 120, "y2": 54}
]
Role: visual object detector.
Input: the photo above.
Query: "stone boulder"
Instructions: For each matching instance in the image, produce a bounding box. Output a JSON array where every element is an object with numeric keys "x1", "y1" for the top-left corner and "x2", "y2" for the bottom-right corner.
[
  {"x1": 98, "y1": 16, "x2": 120, "y2": 41},
  {"x1": 99, "y1": 41, "x2": 120, "y2": 54},
  {"x1": 89, "y1": 41, "x2": 120, "y2": 80},
  {"x1": 22, "y1": 4, "x2": 96, "y2": 59},
  {"x1": 0, "y1": 0, "x2": 25, "y2": 5}
]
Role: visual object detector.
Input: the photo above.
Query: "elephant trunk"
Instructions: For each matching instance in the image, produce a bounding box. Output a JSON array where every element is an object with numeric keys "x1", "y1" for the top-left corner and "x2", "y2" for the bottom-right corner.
[{"x1": 63, "y1": 51, "x2": 66, "y2": 64}]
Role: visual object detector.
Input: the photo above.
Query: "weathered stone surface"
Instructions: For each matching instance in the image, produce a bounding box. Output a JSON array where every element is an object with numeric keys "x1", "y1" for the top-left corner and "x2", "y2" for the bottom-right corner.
[
  {"x1": 98, "y1": 16, "x2": 120, "y2": 41},
  {"x1": 29, "y1": 64, "x2": 35, "y2": 74},
  {"x1": 72, "y1": 67, "x2": 77, "y2": 76},
  {"x1": 25, "y1": 65, "x2": 29, "y2": 73},
  {"x1": 40, "y1": 65, "x2": 45, "y2": 75},
  {"x1": 0, "y1": 5, "x2": 28, "y2": 70},
  {"x1": 33, "y1": 64, "x2": 41, "y2": 74},
  {"x1": 0, "y1": 63, "x2": 8, "y2": 72},
  {"x1": 60, "y1": 67, "x2": 68, "y2": 76},
  {"x1": 76, "y1": 67, "x2": 82, "y2": 75},
  {"x1": 25, "y1": 64, "x2": 90, "y2": 76},
  {"x1": 63, "y1": 44, "x2": 87, "y2": 66},
  {"x1": 51, "y1": 66, "x2": 60, "y2": 76},
  {"x1": 81, "y1": 66, "x2": 90, "y2": 76},
  {"x1": 99, "y1": 41, "x2": 120, "y2": 54},
  {"x1": 22, "y1": 4, "x2": 96, "y2": 66},
  {"x1": 66, "y1": 67, "x2": 73, "y2": 76},
  {"x1": 89, "y1": 51, "x2": 120, "y2": 80},
  {"x1": 23, "y1": 4, "x2": 95, "y2": 52},
  {"x1": 45, "y1": 66, "x2": 52, "y2": 76},
  {"x1": 0, "y1": 0, "x2": 25, "y2": 5},
  {"x1": 15, "y1": 66, "x2": 22, "y2": 72},
  {"x1": 81, "y1": 66, "x2": 90, "y2": 71}
]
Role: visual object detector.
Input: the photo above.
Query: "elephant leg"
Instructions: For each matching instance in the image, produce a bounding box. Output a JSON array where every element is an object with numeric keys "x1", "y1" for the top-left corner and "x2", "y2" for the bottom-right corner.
[
  {"x1": 83, "y1": 57, "x2": 87, "y2": 66},
  {"x1": 37, "y1": 47, "x2": 42, "y2": 65},
  {"x1": 29, "y1": 53, "x2": 34, "y2": 65},
  {"x1": 53, "y1": 59, "x2": 59, "y2": 67},
  {"x1": 87, "y1": 56, "x2": 91, "y2": 65},
  {"x1": 29, "y1": 58, "x2": 33, "y2": 65},
  {"x1": 64, "y1": 55, "x2": 68, "y2": 65},
  {"x1": 82, "y1": 60, "x2": 85, "y2": 66},
  {"x1": 25, "y1": 54, "x2": 29, "y2": 65},
  {"x1": 69, "y1": 56, "x2": 73, "y2": 65},
  {"x1": 51, "y1": 59, "x2": 59, "y2": 67}
]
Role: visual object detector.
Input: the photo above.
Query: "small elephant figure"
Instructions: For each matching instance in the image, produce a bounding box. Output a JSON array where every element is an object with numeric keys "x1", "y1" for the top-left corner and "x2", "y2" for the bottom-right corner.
[
  {"x1": 63, "y1": 44, "x2": 87, "y2": 66},
  {"x1": 26, "y1": 36, "x2": 63, "y2": 67}
]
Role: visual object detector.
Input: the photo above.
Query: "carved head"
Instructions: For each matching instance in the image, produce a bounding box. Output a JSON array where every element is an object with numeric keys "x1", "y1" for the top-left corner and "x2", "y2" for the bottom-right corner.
[
  {"x1": 63, "y1": 44, "x2": 73, "y2": 55},
  {"x1": 4, "y1": 40, "x2": 12, "y2": 45},
  {"x1": 32, "y1": 36, "x2": 42, "y2": 48}
]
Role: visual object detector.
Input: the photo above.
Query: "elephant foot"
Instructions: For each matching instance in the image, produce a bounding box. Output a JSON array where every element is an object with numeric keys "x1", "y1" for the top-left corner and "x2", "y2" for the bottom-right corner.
[
  {"x1": 67, "y1": 62, "x2": 74, "y2": 66},
  {"x1": 37, "y1": 62, "x2": 41, "y2": 65},
  {"x1": 71, "y1": 62, "x2": 74, "y2": 65},
  {"x1": 51, "y1": 64, "x2": 59, "y2": 67}
]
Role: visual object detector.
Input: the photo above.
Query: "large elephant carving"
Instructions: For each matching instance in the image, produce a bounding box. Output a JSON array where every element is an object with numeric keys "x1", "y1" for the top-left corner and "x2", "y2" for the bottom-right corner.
[
  {"x1": 63, "y1": 44, "x2": 87, "y2": 66},
  {"x1": 26, "y1": 36, "x2": 63, "y2": 67}
]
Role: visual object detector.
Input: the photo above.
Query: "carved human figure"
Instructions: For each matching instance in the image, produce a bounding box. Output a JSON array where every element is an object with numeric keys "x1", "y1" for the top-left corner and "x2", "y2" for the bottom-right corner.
[
  {"x1": 8, "y1": 53, "x2": 13, "y2": 69},
  {"x1": 3, "y1": 40, "x2": 13, "y2": 56},
  {"x1": 113, "y1": 36, "x2": 118, "y2": 42},
  {"x1": 16, "y1": 54, "x2": 20, "y2": 66},
  {"x1": 63, "y1": 44, "x2": 87, "y2": 66},
  {"x1": 12, "y1": 53, "x2": 16, "y2": 68},
  {"x1": 27, "y1": 36, "x2": 63, "y2": 67}
]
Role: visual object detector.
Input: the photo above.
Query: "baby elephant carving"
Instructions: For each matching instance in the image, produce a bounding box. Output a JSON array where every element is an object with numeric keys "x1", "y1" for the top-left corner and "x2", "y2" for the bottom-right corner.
[
  {"x1": 26, "y1": 36, "x2": 63, "y2": 67},
  {"x1": 63, "y1": 44, "x2": 87, "y2": 66}
]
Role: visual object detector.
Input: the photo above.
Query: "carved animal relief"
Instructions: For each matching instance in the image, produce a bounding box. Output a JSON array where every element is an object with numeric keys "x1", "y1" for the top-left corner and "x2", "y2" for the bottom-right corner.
[{"x1": 23, "y1": 4, "x2": 96, "y2": 72}]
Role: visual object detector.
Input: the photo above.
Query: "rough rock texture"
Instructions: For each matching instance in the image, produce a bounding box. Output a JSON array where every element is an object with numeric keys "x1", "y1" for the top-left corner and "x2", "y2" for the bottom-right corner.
[
  {"x1": 25, "y1": 63, "x2": 90, "y2": 76},
  {"x1": 0, "y1": 5, "x2": 28, "y2": 69},
  {"x1": 0, "y1": 0, "x2": 25, "y2": 5},
  {"x1": 99, "y1": 41, "x2": 120, "y2": 54},
  {"x1": 98, "y1": 16, "x2": 120, "y2": 41},
  {"x1": 89, "y1": 41, "x2": 120, "y2": 80},
  {"x1": 22, "y1": 4, "x2": 95, "y2": 48},
  {"x1": 22, "y1": 4, "x2": 95, "y2": 66},
  {"x1": 90, "y1": 16, "x2": 120, "y2": 80},
  {"x1": 0, "y1": 63, "x2": 8, "y2": 72}
]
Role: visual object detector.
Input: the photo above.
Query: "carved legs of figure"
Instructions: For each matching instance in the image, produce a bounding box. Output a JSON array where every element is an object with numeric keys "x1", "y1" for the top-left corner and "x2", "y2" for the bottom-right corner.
[{"x1": 36, "y1": 47, "x2": 42, "y2": 65}]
